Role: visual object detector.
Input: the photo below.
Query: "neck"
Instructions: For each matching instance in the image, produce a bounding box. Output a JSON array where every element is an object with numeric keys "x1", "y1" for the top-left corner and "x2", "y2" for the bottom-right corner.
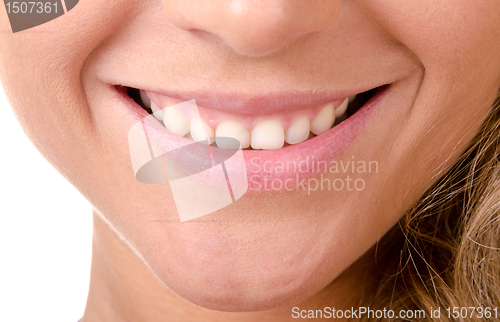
[{"x1": 81, "y1": 211, "x2": 372, "y2": 322}]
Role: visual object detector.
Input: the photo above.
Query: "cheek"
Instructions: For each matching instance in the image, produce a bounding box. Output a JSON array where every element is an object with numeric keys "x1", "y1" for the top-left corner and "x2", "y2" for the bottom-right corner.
[
  {"x1": 363, "y1": 0, "x2": 500, "y2": 183},
  {"x1": 365, "y1": 0, "x2": 500, "y2": 77},
  {"x1": 0, "y1": 0, "x2": 142, "y2": 189}
]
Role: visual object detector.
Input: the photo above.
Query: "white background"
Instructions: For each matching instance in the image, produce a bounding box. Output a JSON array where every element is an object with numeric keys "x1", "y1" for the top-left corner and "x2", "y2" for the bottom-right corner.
[{"x1": 0, "y1": 81, "x2": 92, "y2": 322}]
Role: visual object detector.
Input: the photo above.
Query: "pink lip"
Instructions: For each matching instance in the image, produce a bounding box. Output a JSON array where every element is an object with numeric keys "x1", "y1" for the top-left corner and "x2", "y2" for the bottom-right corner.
[
  {"x1": 242, "y1": 87, "x2": 386, "y2": 192},
  {"x1": 118, "y1": 85, "x2": 388, "y2": 193},
  {"x1": 144, "y1": 88, "x2": 369, "y2": 115}
]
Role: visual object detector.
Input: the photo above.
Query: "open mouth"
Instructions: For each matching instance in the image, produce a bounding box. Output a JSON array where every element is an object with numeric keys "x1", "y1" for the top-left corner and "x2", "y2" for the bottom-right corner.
[
  {"x1": 116, "y1": 82, "x2": 389, "y2": 195},
  {"x1": 123, "y1": 86, "x2": 380, "y2": 150}
]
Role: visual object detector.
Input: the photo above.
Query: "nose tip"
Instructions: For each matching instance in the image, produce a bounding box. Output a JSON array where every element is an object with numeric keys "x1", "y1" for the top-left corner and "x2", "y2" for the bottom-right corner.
[{"x1": 163, "y1": 0, "x2": 342, "y2": 56}]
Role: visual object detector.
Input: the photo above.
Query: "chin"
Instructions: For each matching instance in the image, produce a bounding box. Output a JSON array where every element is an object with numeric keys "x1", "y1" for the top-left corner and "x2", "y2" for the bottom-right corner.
[{"x1": 154, "y1": 263, "x2": 330, "y2": 311}]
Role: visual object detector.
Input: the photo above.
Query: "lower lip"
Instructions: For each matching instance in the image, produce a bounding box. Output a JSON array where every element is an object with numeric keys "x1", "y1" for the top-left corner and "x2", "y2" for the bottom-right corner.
[{"x1": 117, "y1": 85, "x2": 388, "y2": 194}]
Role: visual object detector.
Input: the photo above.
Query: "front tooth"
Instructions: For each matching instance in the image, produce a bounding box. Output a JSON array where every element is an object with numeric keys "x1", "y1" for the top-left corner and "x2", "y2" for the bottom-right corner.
[
  {"x1": 285, "y1": 116, "x2": 310, "y2": 145},
  {"x1": 150, "y1": 101, "x2": 164, "y2": 121},
  {"x1": 348, "y1": 94, "x2": 357, "y2": 103},
  {"x1": 334, "y1": 98, "x2": 349, "y2": 117},
  {"x1": 251, "y1": 120, "x2": 285, "y2": 150},
  {"x1": 139, "y1": 90, "x2": 151, "y2": 108},
  {"x1": 190, "y1": 117, "x2": 215, "y2": 144},
  {"x1": 215, "y1": 120, "x2": 250, "y2": 149},
  {"x1": 311, "y1": 103, "x2": 335, "y2": 135},
  {"x1": 163, "y1": 107, "x2": 190, "y2": 136}
]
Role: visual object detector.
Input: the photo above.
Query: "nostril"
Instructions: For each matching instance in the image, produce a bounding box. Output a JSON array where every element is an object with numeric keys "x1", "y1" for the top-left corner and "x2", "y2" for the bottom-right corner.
[{"x1": 162, "y1": 0, "x2": 343, "y2": 57}]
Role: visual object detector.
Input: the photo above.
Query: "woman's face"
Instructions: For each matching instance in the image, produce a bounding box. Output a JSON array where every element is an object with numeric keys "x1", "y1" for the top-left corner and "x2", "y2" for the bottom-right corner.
[{"x1": 1, "y1": 0, "x2": 500, "y2": 311}]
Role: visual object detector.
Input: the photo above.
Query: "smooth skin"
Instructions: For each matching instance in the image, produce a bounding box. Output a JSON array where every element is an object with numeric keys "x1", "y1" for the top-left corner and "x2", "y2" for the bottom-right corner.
[{"x1": 1, "y1": 1, "x2": 500, "y2": 321}]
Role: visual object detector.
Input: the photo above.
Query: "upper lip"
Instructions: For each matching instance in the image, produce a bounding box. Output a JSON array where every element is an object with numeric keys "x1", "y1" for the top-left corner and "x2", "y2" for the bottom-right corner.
[
  {"x1": 108, "y1": 62, "x2": 408, "y2": 116},
  {"x1": 139, "y1": 86, "x2": 383, "y2": 115}
]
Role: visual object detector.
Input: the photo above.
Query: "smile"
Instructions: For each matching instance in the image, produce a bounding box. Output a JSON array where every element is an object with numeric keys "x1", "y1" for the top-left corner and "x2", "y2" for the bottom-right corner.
[
  {"x1": 124, "y1": 86, "x2": 380, "y2": 150},
  {"x1": 116, "y1": 84, "x2": 390, "y2": 192}
]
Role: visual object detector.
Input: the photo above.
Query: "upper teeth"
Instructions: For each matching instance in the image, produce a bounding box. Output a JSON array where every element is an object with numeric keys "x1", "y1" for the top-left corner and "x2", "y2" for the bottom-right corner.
[
  {"x1": 216, "y1": 120, "x2": 251, "y2": 149},
  {"x1": 310, "y1": 103, "x2": 335, "y2": 135},
  {"x1": 163, "y1": 106, "x2": 190, "y2": 137},
  {"x1": 251, "y1": 120, "x2": 285, "y2": 150},
  {"x1": 285, "y1": 116, "x2": 310, "y2": 145},
  {"x1": 191, "y1": 117, "x2": 215, "y2": 145},
  {"x1": 140, "y1": 91, "x2": 355, "y2": 150},
  {"x1": 140, "y1": 90, "x2": 151, "y2": 108},
  {"x1": 150, "y1": 101, "x2": 164, "y2": 121},
  {"x1": 335, "y1": 98, "x2": 349, "y2": 118}
]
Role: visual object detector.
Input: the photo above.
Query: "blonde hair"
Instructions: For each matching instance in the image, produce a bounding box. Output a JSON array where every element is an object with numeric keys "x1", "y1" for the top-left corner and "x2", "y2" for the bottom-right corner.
[{"x1": 363, "y1": 91, "x2": 500, "y2": 321}]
